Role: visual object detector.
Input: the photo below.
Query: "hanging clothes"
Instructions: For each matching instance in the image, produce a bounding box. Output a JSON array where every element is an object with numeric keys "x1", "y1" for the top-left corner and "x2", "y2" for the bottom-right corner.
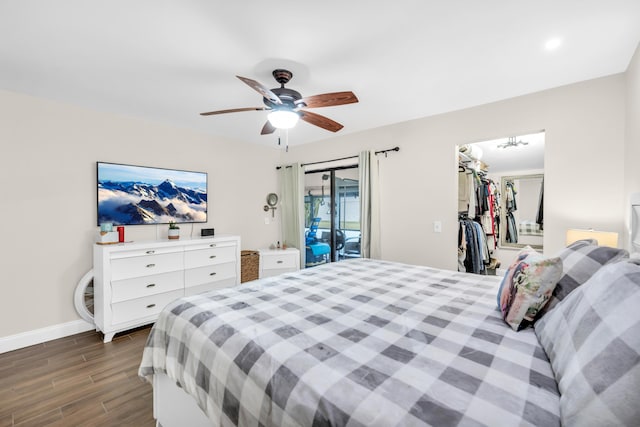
[
  {"x1": 457, "y1": 220, "x2": 467, "y2": 272},
  {"x1": 457, "y1": 155, "x2": 500, "y2": 274},
  {"x1": 458, "y1": 217, "x2": 490, "y2": 274},
  {"x1": 536, "y1": 179, "x2": 544, "y2": 230},
  {"x1": 458, "y1": 170, "x2": 470, "y2": 213},
  {"x1": 505, "y1": 180, "x2": 518, "y2": 212},
  {"x1": 492, "y1": 180, "x2": 501, "y2": 241},
  {"x1": 468, "y1": 171, "x2": 477, "y2": 218},
  {"x1": 506, "y1": 211, "x2": 518, "y2": 243},
  {"x1": 458, "y1": 155, "x2": 500, "y2": 274},
  {"x1": 504, "y1": 180, "x2": 519, "y2": 243}
]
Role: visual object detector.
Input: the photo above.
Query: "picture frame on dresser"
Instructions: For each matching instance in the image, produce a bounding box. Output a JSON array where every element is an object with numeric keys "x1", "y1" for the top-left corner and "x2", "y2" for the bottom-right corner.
[{"x1": 93, "y1": 235, "x2": 240, "y2": 342}]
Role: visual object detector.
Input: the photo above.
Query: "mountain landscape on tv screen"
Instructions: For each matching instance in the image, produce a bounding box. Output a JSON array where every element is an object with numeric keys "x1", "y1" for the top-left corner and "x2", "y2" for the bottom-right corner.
[{"x1": 98, "y1": 178, "x2": 207, "y2": 225}]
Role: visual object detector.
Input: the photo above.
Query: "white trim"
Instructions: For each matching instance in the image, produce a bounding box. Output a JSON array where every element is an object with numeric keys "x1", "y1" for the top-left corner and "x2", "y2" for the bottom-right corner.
[{"x1": 0, "y1": 319, "x2": 94, "y2": 354}]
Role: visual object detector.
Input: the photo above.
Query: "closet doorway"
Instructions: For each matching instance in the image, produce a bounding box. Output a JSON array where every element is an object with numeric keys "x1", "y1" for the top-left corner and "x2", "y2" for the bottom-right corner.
[
  {"x1": 304, "y1": 167, "x2": 361, "y2": 268},
  {"x1": 457, "y1": 131, "x2": 545, "y2": 273}
]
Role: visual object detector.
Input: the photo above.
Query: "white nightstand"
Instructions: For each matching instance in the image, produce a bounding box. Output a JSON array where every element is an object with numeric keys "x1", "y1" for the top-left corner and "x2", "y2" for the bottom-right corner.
[{"x1": 259, "y1": 248, "x2": 300, "y2": 278}]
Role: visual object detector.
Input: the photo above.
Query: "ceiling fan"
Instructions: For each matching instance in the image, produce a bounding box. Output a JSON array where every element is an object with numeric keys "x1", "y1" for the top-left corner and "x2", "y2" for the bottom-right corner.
[{"x1": 200, "y1": 69, "x2": 358, "y2": 135}]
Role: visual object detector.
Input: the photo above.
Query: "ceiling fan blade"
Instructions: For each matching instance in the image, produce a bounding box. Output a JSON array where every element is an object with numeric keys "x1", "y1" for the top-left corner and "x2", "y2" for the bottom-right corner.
[
  {"x1": 299, "y1": 110, "x2": 344, "y2": 132},
  {"x1": 297, "y1": 91, "x2": 358, "y2": 109},
  {"x1": 261, "y1": 121, "x2": 276, "y2": 135},
  {"x1": 200, "y1": 107, "x2": 268, "y2": 116},
  {"x1": 236, "y1": 76, "x2": 282, "y2": 105}
]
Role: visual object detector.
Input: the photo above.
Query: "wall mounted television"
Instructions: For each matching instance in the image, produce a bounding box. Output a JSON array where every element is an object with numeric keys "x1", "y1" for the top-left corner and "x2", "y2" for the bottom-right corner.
[{"x1": 97, "y1": 162, "x2": 207, "y2": 226}]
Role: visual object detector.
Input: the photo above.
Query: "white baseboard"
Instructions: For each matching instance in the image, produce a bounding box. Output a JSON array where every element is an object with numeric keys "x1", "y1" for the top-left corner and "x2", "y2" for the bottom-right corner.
[{"x1": 0, "y1": 319, "x2": 95, "y2": 354}]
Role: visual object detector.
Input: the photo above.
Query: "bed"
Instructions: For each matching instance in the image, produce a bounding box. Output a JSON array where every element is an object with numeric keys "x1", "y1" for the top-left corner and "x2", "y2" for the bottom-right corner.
[
  {"x1": 139, "y1": 236, "x2": 640, "y2": 427},
  {"x1": 518, "y1": 220, "x2": 543, "y2": 236},
  {"x1": 139, "y1": 258, "x2": 562, "y2": 426}
]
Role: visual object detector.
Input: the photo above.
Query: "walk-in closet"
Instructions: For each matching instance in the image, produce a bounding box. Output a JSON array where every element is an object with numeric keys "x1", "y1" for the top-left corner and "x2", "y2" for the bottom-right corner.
[{"x1": 457, "y1": 131, "x2": 545, "y2": 274}]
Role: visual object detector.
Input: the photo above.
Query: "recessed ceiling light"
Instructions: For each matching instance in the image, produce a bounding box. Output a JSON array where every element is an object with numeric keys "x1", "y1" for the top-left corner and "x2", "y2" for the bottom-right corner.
[{"x1": 544, "y1": 38, "x2": 562, "y2": 51}]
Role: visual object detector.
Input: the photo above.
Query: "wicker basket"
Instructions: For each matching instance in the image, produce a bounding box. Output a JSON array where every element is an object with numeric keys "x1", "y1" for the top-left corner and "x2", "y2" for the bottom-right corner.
[{"x1": 241, "y1": 250, "x2": 260, "y2": 283}]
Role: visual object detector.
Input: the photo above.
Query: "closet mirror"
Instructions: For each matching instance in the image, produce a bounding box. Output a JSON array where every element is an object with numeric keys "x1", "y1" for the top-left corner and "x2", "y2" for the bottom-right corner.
[
  {"x1": 501, "y1": 174, "x2": 544, "y2": 250},
  {"x1": 457, "y1": 131, "x2": 544, "y2": 273}
]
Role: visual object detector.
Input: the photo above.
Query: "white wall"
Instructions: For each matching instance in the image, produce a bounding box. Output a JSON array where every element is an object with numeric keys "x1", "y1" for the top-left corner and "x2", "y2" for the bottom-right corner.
[
  {"x1": 2, "y1": 49, "x2": 636, "y2": 342},
  {"x1": 282, "y1": 74, "x2": 627, "y2": 270},
  {"x1": 0, "y1": 89, "x2": 280, "y2": 338},
  {"x1": 625, "y1": 43, "x2": 640, "y2": 250}
]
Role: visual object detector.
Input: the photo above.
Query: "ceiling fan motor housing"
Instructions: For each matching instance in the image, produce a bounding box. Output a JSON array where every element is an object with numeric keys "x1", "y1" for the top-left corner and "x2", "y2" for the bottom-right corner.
[
  {"x1": 272, "y1": 69, "x2": 293, "y2": 85},
  {"x1": 264, "y1": 87, "x2": 303, "y2": 110},
  {"x1": 262, "y1": 69, "x2": 305, "y2": 110}
]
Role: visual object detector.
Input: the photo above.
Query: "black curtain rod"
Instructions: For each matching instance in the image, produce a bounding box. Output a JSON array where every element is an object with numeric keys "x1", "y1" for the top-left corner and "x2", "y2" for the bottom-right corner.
[
  {"x1": 276, "y1": 146, "x2": 399, "y2": 170},
  {"x1": 375, "y1": 146, "x2": 400, "y2": 156},
  {"x1": 302, "y1": 154, "x2": 358, "y2": 167},
  {"x1": 277, "y1": 158, "x2": 356, "y2": 170}
]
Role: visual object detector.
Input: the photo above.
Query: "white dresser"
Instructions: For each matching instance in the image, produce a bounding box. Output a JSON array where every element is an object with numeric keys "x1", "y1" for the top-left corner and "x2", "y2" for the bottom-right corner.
[
  {"x1": 94, "y1": 235, "x2": 240, "y2": 342},
  {"x1": 259, "y1": 248, "x2": 300, "y2": 278}
]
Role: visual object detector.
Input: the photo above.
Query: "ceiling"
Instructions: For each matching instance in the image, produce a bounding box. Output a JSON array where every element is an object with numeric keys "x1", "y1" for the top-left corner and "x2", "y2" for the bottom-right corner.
[
  {"x1": 1, "y1": 1, "x2": 639, "y2": 148},
  {"x1": 467, "y1": 131, "x2": 545, "y2": 174}
]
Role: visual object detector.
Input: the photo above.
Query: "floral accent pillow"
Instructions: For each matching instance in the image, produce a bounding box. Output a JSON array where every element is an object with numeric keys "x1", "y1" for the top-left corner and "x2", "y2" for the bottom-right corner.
[{"x1": 497, "y1": 246, "x2": 563, "y2": 331}]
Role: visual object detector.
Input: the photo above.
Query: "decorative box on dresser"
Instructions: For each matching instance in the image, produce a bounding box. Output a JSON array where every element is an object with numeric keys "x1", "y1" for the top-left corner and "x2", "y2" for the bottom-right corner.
[
  {"x1": 259, "y1": 248, "x2": 300, "y2": 278},
  {"x1": 94, "y1": 235, "x2": 240, "y2": 342}
]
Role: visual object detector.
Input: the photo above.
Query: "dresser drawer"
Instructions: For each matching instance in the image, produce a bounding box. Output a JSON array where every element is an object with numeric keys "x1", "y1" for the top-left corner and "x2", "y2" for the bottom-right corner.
[
  {"x1": 111, "y1": 252, "x2": 184, "y2": 281},
  {"x1": 111, "y1": 270, "x2": 183, "y2": 303},
  {"x1": 262, "y1": 253, "x2": 297, "y2": 270},
  {"x1": 109, "y1": 246, "x2": 182, "y2": 259},
  {"x1": 185, "y1": 245, "x2": 236, "y2": 269},
  {"x1": 111, "y1": 290, "x2": 183, "y2": 325},
  {"x1": 185, "y1": 262, "x2": 236, "y2": 288}
]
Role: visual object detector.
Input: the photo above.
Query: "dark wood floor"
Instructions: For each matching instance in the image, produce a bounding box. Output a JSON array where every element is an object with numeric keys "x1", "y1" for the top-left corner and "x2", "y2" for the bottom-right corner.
[{"x1": 0, "y1": 326, "x2": 155, "y2": 427}]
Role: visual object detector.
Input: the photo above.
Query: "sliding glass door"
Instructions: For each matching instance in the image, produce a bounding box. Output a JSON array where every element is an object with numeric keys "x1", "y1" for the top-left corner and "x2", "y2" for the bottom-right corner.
[{"x1": 304, "y1": 167, "x2": 360, "y2": 268}]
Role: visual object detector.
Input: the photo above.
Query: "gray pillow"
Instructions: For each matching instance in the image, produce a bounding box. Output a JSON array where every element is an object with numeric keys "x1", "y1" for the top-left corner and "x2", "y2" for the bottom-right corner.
[
  {"x1": 534, "y1": 260, "x2": 640, "y2": 426},
  {"x1": 540, "y1": 239, "x2": 628, "y2": 315}
]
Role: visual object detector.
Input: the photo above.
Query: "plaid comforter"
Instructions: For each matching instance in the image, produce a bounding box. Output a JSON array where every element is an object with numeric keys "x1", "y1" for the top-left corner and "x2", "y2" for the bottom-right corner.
[
  {"x1": 519, "y1": 221, "x2": 543, "y2": 236},
  {"x1": 139, "y1": 259, "x2": 560, "y2": 426}
]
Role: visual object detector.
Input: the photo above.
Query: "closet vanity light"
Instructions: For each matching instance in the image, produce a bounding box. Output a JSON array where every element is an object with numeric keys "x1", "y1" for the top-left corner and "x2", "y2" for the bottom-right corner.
[{"x1": 497, "y1": 136, "x2": 529, "y2": 149}]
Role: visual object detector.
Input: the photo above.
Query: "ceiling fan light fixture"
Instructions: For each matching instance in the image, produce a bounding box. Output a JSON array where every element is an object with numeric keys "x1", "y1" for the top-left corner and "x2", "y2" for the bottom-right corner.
[
  {"x1": 544, "y1": 37, "x2": 563, "y2": 51},
  {"x1": 267, "y1": 109, "x2": 299, "y2": 129}
]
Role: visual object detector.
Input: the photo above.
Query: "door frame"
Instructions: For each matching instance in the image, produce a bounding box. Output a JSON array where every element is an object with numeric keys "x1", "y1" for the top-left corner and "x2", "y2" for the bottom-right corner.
[{"x1": 305, "y1": 165, "x2": 358, "y2": 263}]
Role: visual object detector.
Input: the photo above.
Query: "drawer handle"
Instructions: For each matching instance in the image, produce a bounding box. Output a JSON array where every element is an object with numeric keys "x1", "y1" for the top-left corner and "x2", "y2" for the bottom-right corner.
[
  {"x1": 146, "y1": 284, "x2": 156, "y2": 288},
  {"x1": 146, "y1": 304, "x2": 156, "y2": 309},
  {"x1": 209, "y1": 244, "x2": 217, "y2": 248},
  {"x1": 146, "y1": 263, "x2": 155, "y2": 268},
  {"x1": 277, "y1": 260, "x2": 283, "y2": 264},
  {"x1": 209, "y1": 272, "x2": 217, "y2": 276},
  {"x1": 209, "y1": 255, "x2": 217, "y2": 259},
  {"x1": 146, "y1": 250, "x2": 155, "y2": 254}
]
